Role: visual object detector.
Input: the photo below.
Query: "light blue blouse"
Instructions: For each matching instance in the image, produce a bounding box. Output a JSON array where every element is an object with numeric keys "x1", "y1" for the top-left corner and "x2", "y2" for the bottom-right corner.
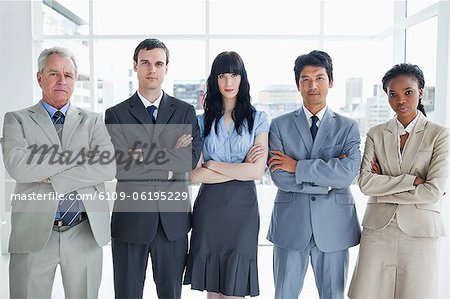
[{"x1": 198, "y1": 110, "x2": 269, "y2": 163}]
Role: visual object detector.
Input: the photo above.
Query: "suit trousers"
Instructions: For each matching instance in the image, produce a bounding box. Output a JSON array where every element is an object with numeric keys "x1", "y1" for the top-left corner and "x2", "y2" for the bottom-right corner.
[
  {"x1": 273, "y1": 237, "x2": 348, "y2": 299},
  {"x1": 111, "y1": 220, "x2": 188, "y2": 299},
  {"x1": 9, "y1": 220, "x2": 102, "y2": 299},
  {"x1": 348, "y1": 218, "x2": 439, "y2": 299}
]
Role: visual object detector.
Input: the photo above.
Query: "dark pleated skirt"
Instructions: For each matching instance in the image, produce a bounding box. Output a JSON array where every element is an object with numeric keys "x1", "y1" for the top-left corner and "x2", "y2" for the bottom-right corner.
[{"x1": 184, "y1": 180, "x2": 260, "y2": 297}]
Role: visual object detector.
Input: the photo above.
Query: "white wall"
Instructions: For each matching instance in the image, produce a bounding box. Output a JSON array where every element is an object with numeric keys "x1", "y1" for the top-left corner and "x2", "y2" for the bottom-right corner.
[{"x1": 0, "y1": 0, "x2": 35, "y2": 254}]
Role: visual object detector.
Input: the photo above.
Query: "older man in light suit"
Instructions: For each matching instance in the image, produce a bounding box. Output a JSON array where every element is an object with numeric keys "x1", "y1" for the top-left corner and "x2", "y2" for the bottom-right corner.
[
  {"x1": 1, "y1": 47, "x2": 115, "y2": 298},
  {"x1": 267, "y1": 50, "x2": 361, "y2": 299}
]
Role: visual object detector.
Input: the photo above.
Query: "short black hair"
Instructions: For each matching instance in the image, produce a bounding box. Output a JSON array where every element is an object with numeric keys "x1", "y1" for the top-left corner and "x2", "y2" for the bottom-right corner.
[
  {"x1": 133, "y1": 38, "x2": 169, "y2": 65},
  {"x1": 294, "y1": 50, "x2": 333, "y2": 87}
]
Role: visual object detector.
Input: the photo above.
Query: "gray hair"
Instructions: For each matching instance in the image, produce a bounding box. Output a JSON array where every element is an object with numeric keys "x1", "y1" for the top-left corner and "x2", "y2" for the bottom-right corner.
[{"x1": 37, "y1": 47, "x2": 78, "y2": 77}]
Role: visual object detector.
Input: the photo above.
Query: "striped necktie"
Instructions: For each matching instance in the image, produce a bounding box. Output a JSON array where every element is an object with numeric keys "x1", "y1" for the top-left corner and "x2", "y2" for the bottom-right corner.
[
  {"x1": 52, "y1": 110, "x2": 64, "y2": 141},
  {"x1": 51, "y1": 111, "x2": 86, "y2": 226}
]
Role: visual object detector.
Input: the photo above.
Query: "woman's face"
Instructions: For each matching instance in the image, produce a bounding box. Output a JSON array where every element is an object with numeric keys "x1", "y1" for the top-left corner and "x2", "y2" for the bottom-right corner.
[
  {"x1": 386, "y1": 74, "x2": 423, "y2": 123},
  {"x1": 217, "y1": 72, "x2": 241, "y2": 101}
]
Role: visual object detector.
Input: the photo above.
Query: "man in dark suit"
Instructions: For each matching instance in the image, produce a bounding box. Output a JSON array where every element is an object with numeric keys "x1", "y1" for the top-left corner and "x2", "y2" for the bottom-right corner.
[{"x1": 105, "y1": 38, "x2": 202, "y2": 299}]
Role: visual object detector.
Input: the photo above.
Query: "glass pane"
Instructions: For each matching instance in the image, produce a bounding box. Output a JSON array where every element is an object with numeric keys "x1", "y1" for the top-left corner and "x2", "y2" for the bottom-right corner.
[
  {"x1": 210, "y1": 1, "x2": 320, "y2": 34},
  {"x1": 93, "y1": 0, "x2": 205, "y2": 34},
  {"x1": 406, "y1": 17, "x2": 437, "y2": 116},
  {"x1": 94, "y1": 39, "x2": 206, "y2": 113},
  {"x1": 407, "y1": 0, "x2": 437, "y2": 16},
  {"x1": 42, "y1": 0, "x2": 89, "y2": 35},
  {"x1": 323, "y1": 37, "x2": 394, "y2": 136},
  {"x1": 209, "y1": 39, "x2": 319, "y2": 119},
  {"x1": 324, "y1": 1, "x2": 394, "y2": 35},
  {"x1": 35, "y1": 40, "x2": 91, "y2": 110}
]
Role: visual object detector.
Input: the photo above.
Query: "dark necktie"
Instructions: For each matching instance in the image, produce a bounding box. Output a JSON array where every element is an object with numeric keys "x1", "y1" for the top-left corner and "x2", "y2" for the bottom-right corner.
[
  {"x1": 146, "y1": 105, "x2": 157, "y2": 124},
  {"x1": 310, "y1": 115, "x2": 319, "y2": 141},
  {"x1": 52, "y1": 111, "x2": 85, "y2": 226}
]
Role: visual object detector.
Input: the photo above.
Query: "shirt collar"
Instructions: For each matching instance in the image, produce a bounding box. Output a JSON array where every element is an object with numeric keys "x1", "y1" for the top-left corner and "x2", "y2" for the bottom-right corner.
[
  {"x1": 137, "y1": 90, "x2": 163, "y2": 110},
  {"x1": 396, "y1": 113, "x2": 420, "y2": 136},
  {"x1": 303, "y1": 105, "x2": 327, "y2": 124},
  {"x1": 40, "y1": 99, "x2": 70, "y2": 118}
]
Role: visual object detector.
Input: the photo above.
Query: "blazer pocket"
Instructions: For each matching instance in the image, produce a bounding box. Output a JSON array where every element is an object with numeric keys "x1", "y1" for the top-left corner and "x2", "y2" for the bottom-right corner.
[
  {"x1": 335, "y1": 194, "x2": 355, "y2": 205},
  {"x1": 318, "y1": 144, "x2": 343, "y2": 159},
  {"x1": 416, "y1": 202, "x2": 441, "y2": 213},
  {"x1": 413, "y1": 150, "x2": 433, "y2": 171},
  {"x1": 274, "y1": 192, "x2": 294, "y2": 204}
]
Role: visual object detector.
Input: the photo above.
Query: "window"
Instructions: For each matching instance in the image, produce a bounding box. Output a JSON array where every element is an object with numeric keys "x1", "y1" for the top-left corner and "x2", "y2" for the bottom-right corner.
[
  {"x1": 93, "y1": 1, "x2": 206, "y2": 34},
  {"x1": 406, "y1": 17, "x2": 437, "y2": 116}
]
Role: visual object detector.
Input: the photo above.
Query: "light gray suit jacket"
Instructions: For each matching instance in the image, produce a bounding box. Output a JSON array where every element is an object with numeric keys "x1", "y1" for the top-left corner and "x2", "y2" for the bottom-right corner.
[
  {"x1": 359, "y1": 113, "x2": 448, "y2": 237},
  {"x1": 267, "y1": 107, "x2": 361, "y2": 252},
  {"x1": 1, "y1": 102, "x2": 116, "y2": 253}
]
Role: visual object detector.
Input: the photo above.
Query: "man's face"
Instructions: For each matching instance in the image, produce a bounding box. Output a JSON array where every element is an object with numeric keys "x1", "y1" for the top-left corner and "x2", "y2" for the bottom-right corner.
[
  {"x1": 297, "y1": 65, "x2": 333, "y2": 111},
  {"x1": 37, "y1": 54, "x2": 76, "y2": 109},
  {"x1": 134, "y1": 48, "x2": 168, "y2": 93}
]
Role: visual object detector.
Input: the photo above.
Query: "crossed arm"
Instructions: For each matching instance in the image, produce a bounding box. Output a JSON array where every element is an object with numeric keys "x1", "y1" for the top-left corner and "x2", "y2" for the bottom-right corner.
[
  {"x1": 268, "y1": 120, "x2": 361, "y2": 193},
  {"x1": 358, "y1": 128, "x2": 449, "y2": 204},
  {"x1": 190, "y1": 132, "x2": 269, "y2": 184},
  {"x1": 2, "y1": 112, "x2": 116, "y2": 195},
  {"x1": 105, "y1": 107, "x2": 202, "y2": 180}
]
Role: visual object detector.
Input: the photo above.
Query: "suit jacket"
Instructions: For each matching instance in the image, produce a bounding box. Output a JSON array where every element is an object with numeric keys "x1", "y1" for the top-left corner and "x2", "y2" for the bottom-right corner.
[
  {"x1": 1, "y1": 102, "x2": 116, "y2": 253},
  {"x1": 105, "y1": 92, "x2": 202, "y2": 243},
  {"x1": 267, "y1": 107, "x2": 361, "y2": 252},
  {"x1": 358, "y1": 113, "x2": 449, "y2": 237}
]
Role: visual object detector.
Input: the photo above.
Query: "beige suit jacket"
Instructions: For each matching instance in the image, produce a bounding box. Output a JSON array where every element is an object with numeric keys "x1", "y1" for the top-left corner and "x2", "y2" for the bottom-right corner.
[
  {"x1": 1, "y1": 102, "x2": 116, "y2": 253},
  {"x1": 358, "y1": 113, "x2": 449, "y2": 237}
]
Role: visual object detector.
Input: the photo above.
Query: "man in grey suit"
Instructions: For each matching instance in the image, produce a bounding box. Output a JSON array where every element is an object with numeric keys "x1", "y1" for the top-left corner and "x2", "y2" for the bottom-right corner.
[
  {"x1": 267, "y1": 50, "x2": 361, "y2": 299},
  {"x1": 1, "y1": 47, "x2": 115, "y2": 298},
  {"x1": 105, "y1": 38, "x2": 202, "y2": 299}
]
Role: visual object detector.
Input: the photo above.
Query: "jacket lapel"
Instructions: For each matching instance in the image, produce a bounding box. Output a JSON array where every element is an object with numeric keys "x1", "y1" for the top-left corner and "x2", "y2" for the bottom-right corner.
[
  {"x1": 311, "y1": 108, "x2": 334, "y2": 156},
  {"x1": 62, "y1": 106, "x2": 83, "y2": 149},
  {"x1": 292, "y1": 108, "x2": 313, "y2": 156},
  {"x1": 400, "y1": 113, "x2": 427, "y2": 174},
  {"x1": 154, "y1": 92, "x2": 175, "y2": 138},
  {"x1": 382, "y1": 118, "x2": 401, "y2": 176},
  {"x1": 28, "y1": 103, "x2": 61, "y2": 146},
  {"x1": 128, "y1": 93, "x2": 154, "y2": 136}
]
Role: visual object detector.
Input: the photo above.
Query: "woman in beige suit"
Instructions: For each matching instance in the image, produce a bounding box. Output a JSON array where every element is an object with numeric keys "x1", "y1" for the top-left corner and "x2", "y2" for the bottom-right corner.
[{"x1": 348, "y1": 63, "x2": 449, "y2": 299}]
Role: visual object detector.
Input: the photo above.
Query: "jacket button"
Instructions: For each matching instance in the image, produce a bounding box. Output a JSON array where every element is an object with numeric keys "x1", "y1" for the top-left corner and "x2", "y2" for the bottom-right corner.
[{"x1": 311, "y1": 196, "x2": 316, "y2": 201}]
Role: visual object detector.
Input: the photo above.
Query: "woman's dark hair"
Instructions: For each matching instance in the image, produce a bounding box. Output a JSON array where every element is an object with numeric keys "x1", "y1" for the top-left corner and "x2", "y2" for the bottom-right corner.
[
  {"x1": 382, "y1": 63, "x2": 427, "y2": 116},
  {"x1": 203, "y1": 51, "x2": 254, "y2": 137}
]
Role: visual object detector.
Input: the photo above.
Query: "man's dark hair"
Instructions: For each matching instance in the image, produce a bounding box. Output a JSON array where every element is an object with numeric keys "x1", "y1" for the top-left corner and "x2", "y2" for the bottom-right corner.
[
  {"x1": 133, "y1": 38, "x2": 169, "y2": 65},
  {"x1": 294, "y1": 50, "x2": 333, "y2": 87}
]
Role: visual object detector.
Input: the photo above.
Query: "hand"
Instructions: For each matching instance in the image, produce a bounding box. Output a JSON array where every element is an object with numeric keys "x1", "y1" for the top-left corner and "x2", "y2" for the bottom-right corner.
[
  {"x1": 175, "y1": 134, "x2": 193, "y2": 149},
  {"x1": 202, "y1": 160, "x2": 214, "y2": 169},
  {"x1": 128, "y1": 148, "x2": 142, "y2": 161},
  {"x1": 244, "y1": 144, "x2": 266, "y2": 163},
  {"x1": 371, "y1": 158, "x2": 381, "y2": 174},
  {"x1": 338, "y1": 154, "x2": 346, "y2": 160},
  {"x1": 38, "y1": 178, "x2": 50, "y2": 184},
  {"x1": 268, "y1": 150, "x2": 297, "y2": 173},
  {"x1": 413, "y1": 176, "x2": 425, "y2": 186}
]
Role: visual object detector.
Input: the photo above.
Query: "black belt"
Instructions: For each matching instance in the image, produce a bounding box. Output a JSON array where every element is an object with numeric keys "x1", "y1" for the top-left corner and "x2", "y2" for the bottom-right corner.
[{"x1": 53, "y1": 212, "x2": 88, "y2": 231}]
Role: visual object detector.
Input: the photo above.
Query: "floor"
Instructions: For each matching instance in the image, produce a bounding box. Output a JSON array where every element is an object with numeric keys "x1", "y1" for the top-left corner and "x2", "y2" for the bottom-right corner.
[{"x1": 1, "y1": 242, "x2": 360, "y2": 299}]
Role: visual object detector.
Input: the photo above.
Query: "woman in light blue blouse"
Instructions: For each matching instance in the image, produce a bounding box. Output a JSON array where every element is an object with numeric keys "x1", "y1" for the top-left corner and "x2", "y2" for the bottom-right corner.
[{"x1": 184, "y1": 51, "x2": 269, "y2": 298}]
